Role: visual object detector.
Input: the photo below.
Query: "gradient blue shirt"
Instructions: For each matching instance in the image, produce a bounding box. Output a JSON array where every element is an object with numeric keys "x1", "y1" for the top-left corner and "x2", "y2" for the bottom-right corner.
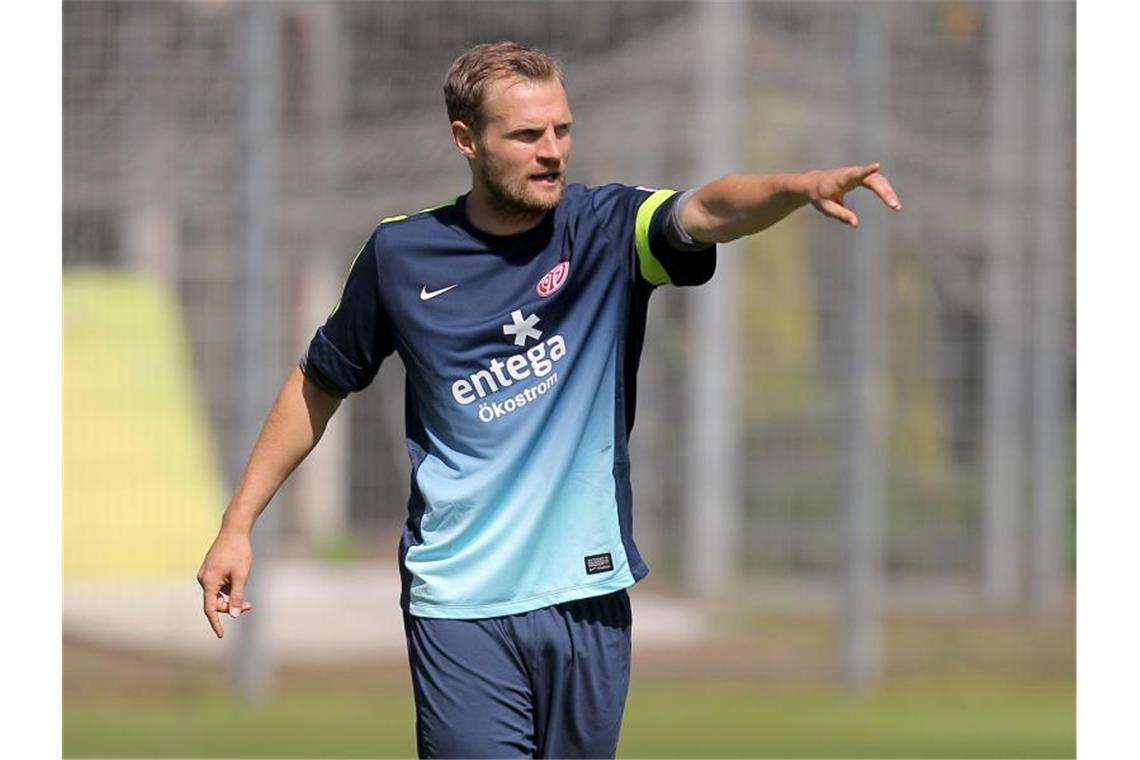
[{"x1": 301, "y1": 183, "x2": 715, "y2": 618}]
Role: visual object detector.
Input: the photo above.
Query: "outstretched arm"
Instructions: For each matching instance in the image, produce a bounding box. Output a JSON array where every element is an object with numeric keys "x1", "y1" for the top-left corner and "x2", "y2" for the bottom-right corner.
[
  {"x1": 195, "y1": 366, "x2": 342, "y2": 638},
  {"x1": 679, "y1": 163, "x2": 902, "y2": 244}
]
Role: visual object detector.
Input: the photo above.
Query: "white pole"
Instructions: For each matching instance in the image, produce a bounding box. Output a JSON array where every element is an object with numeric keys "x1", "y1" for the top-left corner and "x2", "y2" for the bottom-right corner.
[
  {"x1": 984, "y1": 0, "x2": 1028, "y2": 611},
  {"x1": 235, "y1": 0, "x2": 281, "y2": 704},
  {"x1": 843, "y1": 0, "x2": 888, "y2": 691},
  {"x1": 685, "y1": 0, "x2": 745, "y2": 596},
  {"x1": 290, "y1": 0, "x2": 350, "y2": 549},
  {"x1": 1030, "y1": 1, "x2": 1071, "y2": 618}
]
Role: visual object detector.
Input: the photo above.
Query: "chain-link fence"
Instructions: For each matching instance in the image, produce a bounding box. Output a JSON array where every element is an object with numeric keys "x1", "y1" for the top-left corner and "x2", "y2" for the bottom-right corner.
[{"x1": 64, "y1": 0, "x2": 1074, "y2": 615}]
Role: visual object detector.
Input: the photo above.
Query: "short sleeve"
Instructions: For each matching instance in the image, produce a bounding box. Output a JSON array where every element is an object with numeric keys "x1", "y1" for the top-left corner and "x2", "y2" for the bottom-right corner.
[
  {"x1": 299, "y1": 229, "x2": 396, "y2": 397},
  {"x1": 590, "y1": 184, "x2": 716, "y2": 288},
  {"x1": 635, "y1": 189, "x2": 716, "y2": 287}
]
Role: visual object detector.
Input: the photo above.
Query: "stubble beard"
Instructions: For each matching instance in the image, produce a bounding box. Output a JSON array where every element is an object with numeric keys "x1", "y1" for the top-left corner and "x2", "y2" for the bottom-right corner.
[{"x1": 479, "y1": 157, "x2": 565, "y2": 223}]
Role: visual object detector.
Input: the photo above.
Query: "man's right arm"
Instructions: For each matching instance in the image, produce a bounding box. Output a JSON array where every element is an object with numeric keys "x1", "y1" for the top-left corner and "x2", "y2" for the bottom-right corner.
[
  {"x1": 678, "y1": 164, "x2": 902, "y2": 244},
  {"x1": 196, "y1": 366, "x2": 342, "y2": 638},
  {"x1": 198, "y1": 226, "x2": 391, "y2": 638}
]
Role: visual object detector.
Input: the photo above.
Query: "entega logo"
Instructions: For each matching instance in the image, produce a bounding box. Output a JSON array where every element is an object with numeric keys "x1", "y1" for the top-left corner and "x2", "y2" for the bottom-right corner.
[
  {"x1": 451, "y1": 335, "x2": 566, "y2": 422},
  {"x1": 451, "y1": 308, "x2": 568, "y2": 423}
]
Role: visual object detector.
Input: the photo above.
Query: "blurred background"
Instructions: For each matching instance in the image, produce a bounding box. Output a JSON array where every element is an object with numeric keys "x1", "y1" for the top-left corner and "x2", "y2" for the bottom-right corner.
[{"x1": 63, "y1": 0, "x2": 1075, "y2": 757}]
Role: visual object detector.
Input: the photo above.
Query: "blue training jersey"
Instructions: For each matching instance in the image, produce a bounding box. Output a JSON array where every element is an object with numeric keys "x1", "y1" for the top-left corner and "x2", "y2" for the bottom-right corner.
[{"x1": 300, "y1": 183, "x2": 715, "y2": 619}]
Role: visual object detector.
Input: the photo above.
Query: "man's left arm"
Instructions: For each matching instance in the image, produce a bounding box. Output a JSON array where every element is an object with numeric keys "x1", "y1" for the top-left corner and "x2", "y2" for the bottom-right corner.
[{"x1": 679, "y1": 163, "x2": 902, "y2": 244}]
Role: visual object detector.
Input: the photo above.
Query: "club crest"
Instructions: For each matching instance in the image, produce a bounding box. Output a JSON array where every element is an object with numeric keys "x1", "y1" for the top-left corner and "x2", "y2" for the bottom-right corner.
[{"x1": 536, "y1": 261, "x2": 570, "y2": 297}]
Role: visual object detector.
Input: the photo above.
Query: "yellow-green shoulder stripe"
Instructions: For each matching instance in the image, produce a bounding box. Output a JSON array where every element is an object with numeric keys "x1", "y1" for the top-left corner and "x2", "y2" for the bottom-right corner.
[
  {"x1": 634, "y1": 189, "x2": 677, "y2": 286},
  {"x1": 380, "y1": 197, "x2": 458, "y2": 224},
  {"x1": 330, "y1": 198, "x2": 458, "y2": 316},
  {"x1": 327, "y1": 239, "x2": 367, "y2": 318}
]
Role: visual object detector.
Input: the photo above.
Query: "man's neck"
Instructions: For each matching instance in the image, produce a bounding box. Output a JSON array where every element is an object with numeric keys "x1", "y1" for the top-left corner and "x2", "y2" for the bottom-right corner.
[{"x1": 464, "y1": 182, "x2": 549, "y2": 237}]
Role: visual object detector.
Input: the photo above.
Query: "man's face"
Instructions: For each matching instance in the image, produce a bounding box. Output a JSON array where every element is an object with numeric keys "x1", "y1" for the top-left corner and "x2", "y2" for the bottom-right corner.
[{"x1": 469, "y1": 76, "x2": 573, "y2": 216}]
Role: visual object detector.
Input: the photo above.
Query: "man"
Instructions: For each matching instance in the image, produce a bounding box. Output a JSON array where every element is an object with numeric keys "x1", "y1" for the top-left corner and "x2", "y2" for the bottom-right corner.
[{"x1": 198, "y1": 41, "x2": 901, "y2": 758}]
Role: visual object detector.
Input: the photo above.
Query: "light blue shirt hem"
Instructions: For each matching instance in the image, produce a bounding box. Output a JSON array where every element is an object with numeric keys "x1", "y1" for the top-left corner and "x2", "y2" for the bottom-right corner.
[{"x1": 407, "y1": 572, "x2": 638, "y2": 620}]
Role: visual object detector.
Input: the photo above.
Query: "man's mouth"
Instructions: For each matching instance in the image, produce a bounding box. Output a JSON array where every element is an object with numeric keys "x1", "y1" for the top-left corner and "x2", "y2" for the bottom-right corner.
[{"x1": 530, "y1": 170, "x2": 562, "y2": 186}]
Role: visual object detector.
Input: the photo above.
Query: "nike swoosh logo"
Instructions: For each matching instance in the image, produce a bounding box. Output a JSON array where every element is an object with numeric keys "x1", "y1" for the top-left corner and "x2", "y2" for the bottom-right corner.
[{"x1": 420, "y1": 284, "x2": 458, "y2": 301}]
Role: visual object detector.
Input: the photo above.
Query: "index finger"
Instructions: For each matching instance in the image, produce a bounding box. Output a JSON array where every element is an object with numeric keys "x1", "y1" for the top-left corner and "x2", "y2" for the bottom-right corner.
[
  {"x1": 861, "y1": 172, "x2": 902, "y2": 211},
  {"x1": 202, "y1": 583, "x2": 225, "y2": 639},
  {"x1": 842, "y1": 162, "x2": 882, "y2": 187}
]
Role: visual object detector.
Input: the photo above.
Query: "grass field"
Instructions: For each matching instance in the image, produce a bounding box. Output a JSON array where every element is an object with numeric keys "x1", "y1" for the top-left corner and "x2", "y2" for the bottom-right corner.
[
  {"x1": 63, "y1": 675, "x2": 1073, "y2": 758},
  {"x1": 64, "y1": 611, "x2": 1075, "y2": 759}
]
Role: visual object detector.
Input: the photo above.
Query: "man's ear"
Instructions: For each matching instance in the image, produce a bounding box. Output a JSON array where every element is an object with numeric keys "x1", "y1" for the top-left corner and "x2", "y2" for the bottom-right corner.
[{"x1": 452, "y1": 121, "x2": 478, "y2": 160}]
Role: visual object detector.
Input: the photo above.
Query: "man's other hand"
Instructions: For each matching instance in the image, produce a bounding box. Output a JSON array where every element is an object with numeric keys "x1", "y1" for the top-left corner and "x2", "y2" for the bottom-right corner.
[
  {"x1": 805, "y1": 163, "x2": 902, "y2": 228},
  {"x1": 196, "y1": 529, "x2": 255, "y2": 639}
]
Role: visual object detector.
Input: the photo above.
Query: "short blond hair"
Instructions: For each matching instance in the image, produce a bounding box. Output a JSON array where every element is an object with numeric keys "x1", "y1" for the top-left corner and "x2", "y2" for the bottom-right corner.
[{"x1": 444, "y1": 42, "x2": 564, "y2": 133}]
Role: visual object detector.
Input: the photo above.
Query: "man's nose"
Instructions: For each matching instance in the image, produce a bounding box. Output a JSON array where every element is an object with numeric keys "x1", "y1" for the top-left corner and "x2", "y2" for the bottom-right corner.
[{"x1": 536, "y1": 129, "x2": 563, "y2": 162}]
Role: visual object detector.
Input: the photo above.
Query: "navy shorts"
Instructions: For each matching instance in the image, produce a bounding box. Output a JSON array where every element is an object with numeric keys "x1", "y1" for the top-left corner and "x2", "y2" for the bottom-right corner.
[{"x1": 402, "y1": 589, "x2": 633, "y2": 758}]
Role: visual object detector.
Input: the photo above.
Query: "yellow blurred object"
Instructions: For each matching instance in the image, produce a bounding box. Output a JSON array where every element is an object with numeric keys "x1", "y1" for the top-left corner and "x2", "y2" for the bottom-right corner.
[
  {"x1": 942, "y1": 1, "x2": 981, "y2": 43},
  {"x1": 889, "y1": 250, "x2": 951, "y2": 495},
  {"x1": 64, "y1": 270, "x2": 223, "y2": 582},
  {"x1": 740, "y1": 215, "x2": 821, "y2": 417}
]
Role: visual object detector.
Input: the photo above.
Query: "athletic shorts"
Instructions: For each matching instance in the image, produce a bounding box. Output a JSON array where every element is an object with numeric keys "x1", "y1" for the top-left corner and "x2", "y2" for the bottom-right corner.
[{"x1": 402, "y1": 589, "x2": 633, "y2": 758}]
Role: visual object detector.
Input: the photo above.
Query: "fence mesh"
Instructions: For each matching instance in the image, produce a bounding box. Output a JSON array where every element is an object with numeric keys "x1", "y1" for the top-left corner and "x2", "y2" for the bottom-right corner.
[{"x1": 64, "y1": 0, "x2": 1074, "y2": 607}]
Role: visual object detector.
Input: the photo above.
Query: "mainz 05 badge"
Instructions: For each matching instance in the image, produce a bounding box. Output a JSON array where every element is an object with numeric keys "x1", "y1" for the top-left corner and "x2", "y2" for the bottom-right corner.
[{"x1": 536, "y1": 261, "x2": 569, "y2": 297}]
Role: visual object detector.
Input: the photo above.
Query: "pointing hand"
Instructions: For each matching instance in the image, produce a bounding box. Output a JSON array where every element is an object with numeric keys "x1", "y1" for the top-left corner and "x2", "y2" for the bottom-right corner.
[{"x1": 805, "y1": 163, "x2": 902, "y2": 228}]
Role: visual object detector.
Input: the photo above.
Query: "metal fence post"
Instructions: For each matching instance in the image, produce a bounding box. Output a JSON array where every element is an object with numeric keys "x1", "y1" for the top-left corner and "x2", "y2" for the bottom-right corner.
[
  {"x1": 685, "y1": 0, "x2": 745, "y2": 597},
  {"x1": 235, "y1": 0, "x2": 282, "y2": 704},
  {"x1": 1030, "y1": 0, "x2": 1072, "y2": 618},
  {"x1": 843, "y1": 0, "x2": 889, "y2": 691},
  {"x1": 985, "y1": 0, "x2": 1029, "y2": 611}
]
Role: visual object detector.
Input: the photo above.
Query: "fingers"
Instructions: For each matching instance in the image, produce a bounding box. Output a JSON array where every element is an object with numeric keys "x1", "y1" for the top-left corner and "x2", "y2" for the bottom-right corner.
[
  {"x1": 840, "y1": 162, "x2": 881, "y2": 189},
  {"x1": 201, "y1": 584, "x2": 255, "y2": 639},
  {"x1": 852, "y1": 161, "x2": 875, "y2": 182},
  {"x1": 197, "y1": 532, "x2": 255, "y2": 639},
  {"x1": 810, "y1": 163, "x2": 900, "y2": 227},
  {"x1": 202, "y1": 582, "x2": 225, "y2": 639},
  {"x1": 836, "y1": 163, "x2": 902, "y2": 209},
  {"x1": 228, "y1": 571, "x2": 249, "y2": 620},
  {"x1": 861, "y1": 171, "x2": 902, "y2": 211},
  {"x1": 216, "y1": 594, "x2": 254, "y2": 616},
  {"x1": 814, "y1": 198, "x2": 859, "y2": 228}
]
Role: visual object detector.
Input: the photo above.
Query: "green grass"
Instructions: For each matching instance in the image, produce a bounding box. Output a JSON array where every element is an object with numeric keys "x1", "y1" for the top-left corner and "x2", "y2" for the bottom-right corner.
[
  {"x1": 621, "y1": 677, "x2": 1073, "y2": 758},
  {"x1": 64, "y1": 676, "x2": 1073, "y2": 758},
  {"x1": 65, "y1": 611, "x2": 1074, "y2": 758},
  {"x1": 65, "y1": 687, "x2": 416, "y2": 758}
]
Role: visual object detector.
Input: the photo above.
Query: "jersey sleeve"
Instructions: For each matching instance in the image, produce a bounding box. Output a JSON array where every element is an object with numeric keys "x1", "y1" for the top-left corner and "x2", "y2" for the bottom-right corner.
[
  {"x1": 299, "y1": 228, "x2": 396, "y2": 398},
  {"x1": 590, "y1": 183, "x2": 716, "y2": 288}
]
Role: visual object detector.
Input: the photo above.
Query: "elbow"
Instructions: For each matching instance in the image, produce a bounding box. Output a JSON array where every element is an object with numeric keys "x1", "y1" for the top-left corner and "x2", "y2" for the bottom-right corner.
[{"x1": 681, "y1": 197, "x2": 734, "y2": 245}]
